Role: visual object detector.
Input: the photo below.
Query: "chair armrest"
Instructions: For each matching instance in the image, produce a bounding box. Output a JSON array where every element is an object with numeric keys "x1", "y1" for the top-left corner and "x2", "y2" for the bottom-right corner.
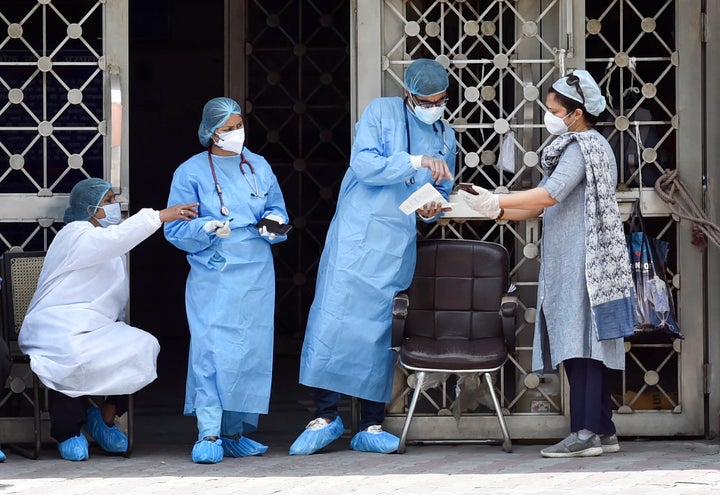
[
  {"x1": 500, "y1": 295, "x2": 518, "y2": 353},
  {"x1": 501, "y1": 296, "x2": 517, "y2": 317},
  {"x1": 391, "y1": 294, "x2": 409, "y2": 349}
]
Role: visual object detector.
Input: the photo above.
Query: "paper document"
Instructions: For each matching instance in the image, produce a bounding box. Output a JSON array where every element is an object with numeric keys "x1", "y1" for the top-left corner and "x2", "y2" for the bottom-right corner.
[{"x1": 399, "y1": 183, "x2": 453, "y2": 215}]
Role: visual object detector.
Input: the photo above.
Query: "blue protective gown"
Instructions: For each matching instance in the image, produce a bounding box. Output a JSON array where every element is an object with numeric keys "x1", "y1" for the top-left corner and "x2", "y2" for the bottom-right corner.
[
  {"x1": 164, "y1": 148, "x2": 288, "y2": 434},
  {"x1": 299, "y1": 96, "x2": 457, "y2": 403}
]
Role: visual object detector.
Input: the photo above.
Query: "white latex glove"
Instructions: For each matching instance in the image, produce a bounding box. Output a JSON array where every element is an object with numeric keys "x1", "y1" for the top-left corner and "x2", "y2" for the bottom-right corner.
[
  {"x1": 264, "y1": 214, "x2": 285, "y2": 224},
  {"x1": 259, "y1": 225, "x2": 276, "y2": 241},
  {"x1": 215, "y1": 220, "x2": 231, "y2": 238},
  {"x1": 204, "y1": 220, "x2": 223, "y2": 233},
  {"x1": 458, "y1": 185, "x2": 501, "y2": 219},
  {"x1": 203, "y1": 219, "x2": 231, "y2": 238}
]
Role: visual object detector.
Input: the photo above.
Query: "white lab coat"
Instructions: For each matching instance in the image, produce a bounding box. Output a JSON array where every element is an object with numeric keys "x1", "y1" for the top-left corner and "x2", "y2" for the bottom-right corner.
[{"x1": 18, "y1": 209, "x2": 161, "y2": 397}]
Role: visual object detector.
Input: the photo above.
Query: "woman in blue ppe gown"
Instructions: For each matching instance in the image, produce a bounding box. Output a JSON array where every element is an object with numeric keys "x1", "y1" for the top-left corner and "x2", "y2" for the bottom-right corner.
[
  {"x1": 290, "y1": 59, "x2": 457, "y2": 455},
  {"x1": 164, "y1": 97, "x2": 289, "y2": 464}
]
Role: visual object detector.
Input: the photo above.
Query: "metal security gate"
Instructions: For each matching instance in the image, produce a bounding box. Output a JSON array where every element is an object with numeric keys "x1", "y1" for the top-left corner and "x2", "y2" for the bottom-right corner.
[
  {"x1": 0, "y1": 0, "x2": 128, "y2": 243},
  {"x1": 227, "y1": 1, "x2": 352, "y2": 344},
  {"x1": 354, "y1": 0, "x2": 708, "y2": 439},
  {"x1": 0, "y1": 0, "x2": 128, "y2": 442}
]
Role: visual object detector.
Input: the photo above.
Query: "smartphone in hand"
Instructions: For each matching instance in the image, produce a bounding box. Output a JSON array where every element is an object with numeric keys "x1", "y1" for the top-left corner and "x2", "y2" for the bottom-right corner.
[
  {"x1": 458, "y1": 183, "x2": 479, "y2": 195},
  {"x1": 256, "y1": 217, "x2": 293, "y2": 235}
]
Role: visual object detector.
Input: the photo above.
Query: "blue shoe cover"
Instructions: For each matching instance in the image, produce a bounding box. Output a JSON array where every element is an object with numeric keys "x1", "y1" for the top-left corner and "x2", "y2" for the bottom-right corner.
[
  {"x1": 350, "y1": 425, "x2": 399, "y2": 454},
  {"x1": 58, "y1": 434, "x2": 89, "y2": 461},
  {"x1": 288, "y1": 416, "x2": 344, "y2": 455},
  {"x1": 221, "y1": 435, "x2": 268, "y2": 457},
  {"x1": 191, "y1": 438, "x2": 224, "y2": 464},
  {"x1": 0, "y1": 448, "x2": 6, "y2": 462},
  {"x1": 84, "y1": 407, "x2": 128, "y2": 453}
]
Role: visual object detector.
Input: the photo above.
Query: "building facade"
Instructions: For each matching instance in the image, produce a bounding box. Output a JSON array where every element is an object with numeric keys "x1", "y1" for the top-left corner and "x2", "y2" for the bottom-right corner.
[{"x1": 1, "y1": 0, "x2": 719, "y2": 442}]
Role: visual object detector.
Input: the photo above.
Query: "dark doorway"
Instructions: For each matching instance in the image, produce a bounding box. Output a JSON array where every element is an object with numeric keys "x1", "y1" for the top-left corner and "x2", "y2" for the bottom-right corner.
[{"x1": 128, "y1": 0, "x2": 226, "y2": 414}]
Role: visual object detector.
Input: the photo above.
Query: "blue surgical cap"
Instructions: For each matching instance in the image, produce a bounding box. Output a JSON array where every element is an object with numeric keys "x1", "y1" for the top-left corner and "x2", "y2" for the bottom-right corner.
[
  {"x1": 552, "y1": 69, "x2": 606, "y2": 116},
  {"x1": 404, "y1": 59, "x2": 449, "y2": 97},
  {"x1": 197, "y1": 97, "x2": 243, "y2": 146},
  {"x1": 64, "y1": 178, "x2": 112, "y2": 224}
]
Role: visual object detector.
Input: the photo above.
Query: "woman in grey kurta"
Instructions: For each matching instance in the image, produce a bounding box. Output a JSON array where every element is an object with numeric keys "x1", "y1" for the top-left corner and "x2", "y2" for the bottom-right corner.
[
  {"x1": 533, "y1": 138, "x2": 625, "y2": 374},
  {"x1": 459, "y1": 70, "x2": 635, "y2": 459}
]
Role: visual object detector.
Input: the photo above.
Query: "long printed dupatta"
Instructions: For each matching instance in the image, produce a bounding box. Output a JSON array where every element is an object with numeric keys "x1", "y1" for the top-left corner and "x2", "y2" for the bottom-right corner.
[{"x1": 541, "y1": 132, "x2": 636, "y2": 340}]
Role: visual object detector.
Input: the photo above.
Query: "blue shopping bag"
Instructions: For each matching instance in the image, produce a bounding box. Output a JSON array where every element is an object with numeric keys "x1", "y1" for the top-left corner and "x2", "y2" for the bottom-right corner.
[{"x1": 626, "y1": 205, "x2": 683, "y2": 339}]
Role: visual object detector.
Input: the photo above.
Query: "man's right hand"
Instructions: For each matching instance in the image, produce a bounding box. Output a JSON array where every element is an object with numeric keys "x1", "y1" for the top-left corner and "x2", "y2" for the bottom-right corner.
[{"x1": 420, "y1": 156, "x2": 453, "y2": 184}]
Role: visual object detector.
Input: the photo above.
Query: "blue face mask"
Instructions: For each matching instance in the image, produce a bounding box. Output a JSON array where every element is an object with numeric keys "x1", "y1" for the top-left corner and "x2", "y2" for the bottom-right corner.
[
  {"x1": 95, "y1": 202, "x2": 122, "y2": 227},
  {"x1": 414, "y1": 105, "x2": 445, "y2": 125}
]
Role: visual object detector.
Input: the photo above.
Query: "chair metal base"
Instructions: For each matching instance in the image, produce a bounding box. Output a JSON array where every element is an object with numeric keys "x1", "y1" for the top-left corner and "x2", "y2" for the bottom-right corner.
[
  {"x1": 5, "y1": 364, "x2": 42, "y2": 459},
  {"x1": 397, "y1": 370, "x2": 512, "y2": 454}
]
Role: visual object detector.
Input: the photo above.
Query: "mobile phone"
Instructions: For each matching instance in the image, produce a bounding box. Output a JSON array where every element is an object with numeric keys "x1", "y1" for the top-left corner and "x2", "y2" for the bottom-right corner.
[
  {"x1": 458, "y1": 183, "x2": 479, "y2": 195},
  {"x1": 256, "y1": 217, "x2": 293, "y2": 235}
]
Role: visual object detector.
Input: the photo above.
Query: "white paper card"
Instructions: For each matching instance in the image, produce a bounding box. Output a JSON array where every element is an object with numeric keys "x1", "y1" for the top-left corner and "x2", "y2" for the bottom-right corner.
[{"x1": 399, "y1": 182, "x2": 453, "y2": 215}]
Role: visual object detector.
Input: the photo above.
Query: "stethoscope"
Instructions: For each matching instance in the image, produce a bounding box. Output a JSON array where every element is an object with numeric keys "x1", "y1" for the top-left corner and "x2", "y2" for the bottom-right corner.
[
  {"x1": 207, "y1": 148, "x2": 265, "y2": 217},
  {"x1": 403, "y1": 97, "x2": 447, "y2": 185},
  {"x1": 403, "y1": 98, "x2": 448, "y2": 156}
]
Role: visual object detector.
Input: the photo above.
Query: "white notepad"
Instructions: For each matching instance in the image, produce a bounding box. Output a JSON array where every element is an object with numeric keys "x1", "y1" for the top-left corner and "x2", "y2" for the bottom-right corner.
[{"x1": 399, "y1": 182, "x2": 454, "y2": 215}]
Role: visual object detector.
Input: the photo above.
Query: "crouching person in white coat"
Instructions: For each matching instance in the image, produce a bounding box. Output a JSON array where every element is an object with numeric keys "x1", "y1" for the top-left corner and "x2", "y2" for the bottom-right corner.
[{"x1": 18, "y1": 178, "x2": 198, "y2": 461}]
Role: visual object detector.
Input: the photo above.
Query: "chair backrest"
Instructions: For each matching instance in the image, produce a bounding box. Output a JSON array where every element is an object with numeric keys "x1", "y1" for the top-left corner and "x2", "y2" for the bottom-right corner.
[
  {"x1": 404, "y1": 240, "x2": 509, "y2": 342},
  {"x1": 1, "y1": 251, "x2": 46, "y2": 341}
]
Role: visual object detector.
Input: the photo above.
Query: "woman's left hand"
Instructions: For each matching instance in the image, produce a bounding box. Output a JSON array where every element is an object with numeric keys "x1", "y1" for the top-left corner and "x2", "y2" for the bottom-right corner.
[
  {"x1": 459, "y1": 186, "x2": 501, "y2": 218},
  {"x1": 160, "y1": 202, "x2": 200, "y2": 223}
]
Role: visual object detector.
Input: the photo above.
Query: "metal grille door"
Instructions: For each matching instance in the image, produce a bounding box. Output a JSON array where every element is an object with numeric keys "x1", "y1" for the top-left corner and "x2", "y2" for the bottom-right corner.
[
  {"x1": 355, "y1": 0, "x2": 705, "y2": 439},
  {"x1": 242, "y1": 0, "x2": 352, "y2": 340},
  {"x1": 0, "y1": 0, "x2": 127, "y2": 252}
]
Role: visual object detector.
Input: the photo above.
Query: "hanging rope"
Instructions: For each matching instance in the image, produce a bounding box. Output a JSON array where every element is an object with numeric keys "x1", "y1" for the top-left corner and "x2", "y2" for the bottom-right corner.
[{"x1": 654, "y1": 169, "x2": 720, "y2": 250}]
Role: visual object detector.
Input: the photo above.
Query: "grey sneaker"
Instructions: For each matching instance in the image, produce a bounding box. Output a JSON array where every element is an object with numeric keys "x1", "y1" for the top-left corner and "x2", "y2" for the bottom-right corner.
[
  {"x1": 599, "y1": 433, "x2": 620, "y2": 453},
  {"x1": 540, "y1": 433, "x2": 603, "y2": 458}
]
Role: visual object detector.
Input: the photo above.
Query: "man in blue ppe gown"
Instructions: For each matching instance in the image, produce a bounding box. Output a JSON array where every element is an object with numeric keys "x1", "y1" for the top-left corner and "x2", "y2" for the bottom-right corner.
[
  {"x1": 165, "y1": 97, "x2": 289, "y2": 464},
  {"x1": 290, "y1": 59, "x2": 457, "y2": 455}
]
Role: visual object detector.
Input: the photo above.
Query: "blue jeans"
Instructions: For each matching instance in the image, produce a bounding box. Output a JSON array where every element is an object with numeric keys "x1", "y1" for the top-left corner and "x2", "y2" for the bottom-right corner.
[{"x1": 314, "y1": 388, "x2": 386, "y2": 430}]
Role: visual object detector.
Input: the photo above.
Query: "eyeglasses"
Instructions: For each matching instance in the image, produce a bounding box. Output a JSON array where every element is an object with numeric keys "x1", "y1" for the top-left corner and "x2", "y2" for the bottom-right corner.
[
  {"x1": 566, "y1": 74, "x2": 585, "y2": 104},
  {"x1": 411, "y1": 93, "x2": 449, "y2": 109}
]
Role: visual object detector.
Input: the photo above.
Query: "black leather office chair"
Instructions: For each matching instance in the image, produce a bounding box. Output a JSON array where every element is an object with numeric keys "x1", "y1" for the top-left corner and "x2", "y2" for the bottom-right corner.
[{"x1": 391, "y1": 239, "x2": 517, "y2": 453}]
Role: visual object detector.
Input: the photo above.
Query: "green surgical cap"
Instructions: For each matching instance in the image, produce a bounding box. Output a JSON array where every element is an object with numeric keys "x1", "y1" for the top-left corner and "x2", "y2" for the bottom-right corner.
[
  {"x1": 197, "y1": 97, "x2": 243, "y2": 146},
  {"x1": 404, "y1": 59, "x2": 449, "y2": 96},
  {"x1": 63, "y1": 178, "x2": 112, "y2": 224}
]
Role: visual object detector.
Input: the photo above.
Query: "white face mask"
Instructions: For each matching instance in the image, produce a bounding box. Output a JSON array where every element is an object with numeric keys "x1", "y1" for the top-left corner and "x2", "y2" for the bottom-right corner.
[
  {"x1": 215, "y1": 128, "x2": 245, "y2": 154},
  {"x1": 414, "y1": 105, "x2": 445, "y2": 125},
  {"x1": 95, "y1": 202, "x2": 122, "y2": 228},
  {"x1": 543, "y1": 110, "x2": 579, "y2": 135}
]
